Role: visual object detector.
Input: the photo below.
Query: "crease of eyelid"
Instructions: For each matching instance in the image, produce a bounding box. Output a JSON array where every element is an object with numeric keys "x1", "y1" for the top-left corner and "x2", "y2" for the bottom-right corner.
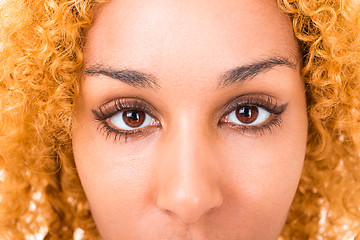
[
  {"x1": 92, "y1": 98, "x2": 159, "y2": 121},
  {"x1": 220, "y1": 94, "x2": 288, "y2": 121},
  {"x1": 95, "y1": 104, "x2": 285, "y2": 141},
  {"x1": 91, "y1": 95, "x2": 288, "y2": 134}
]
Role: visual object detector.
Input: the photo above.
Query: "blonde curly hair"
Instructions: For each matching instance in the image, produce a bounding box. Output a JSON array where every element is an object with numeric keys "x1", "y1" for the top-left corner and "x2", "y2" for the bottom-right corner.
[{"x1": 0, "y1": 0, "x2": 360, "y2": 239}]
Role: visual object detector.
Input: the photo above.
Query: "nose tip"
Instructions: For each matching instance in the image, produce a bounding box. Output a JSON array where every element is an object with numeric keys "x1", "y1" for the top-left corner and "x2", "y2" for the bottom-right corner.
[{"x1": 156, "y1": 178, "x2": 223, "y2": 224}]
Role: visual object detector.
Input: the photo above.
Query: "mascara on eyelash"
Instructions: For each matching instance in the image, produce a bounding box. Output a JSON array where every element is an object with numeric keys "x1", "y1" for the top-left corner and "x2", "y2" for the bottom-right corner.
[
  {"x1": 93, "y1": 94, "x2": 287, "y2": 142},
  {"x1": 222, "y1": 95, "x2": 288, "y2": 117},
  {"x1": 219, "y1": 95, "x2": 288, "y2": 136},
  {"x1": 224, "y1": 113, "x2": 284, "y2": 136},
  {"x1": 96, "y1": 120, "x2": 149, "y2": 143},
  {"x1": 92, "y1": 98, "x2": 161, "y2": 143},
  {"x1": 92, "y1": 98, "x2": 154, "y2": 121}
]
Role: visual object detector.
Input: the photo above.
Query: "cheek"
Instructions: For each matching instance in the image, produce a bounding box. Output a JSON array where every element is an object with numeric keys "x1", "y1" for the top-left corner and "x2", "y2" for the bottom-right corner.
[
  {"x1": 219, "y1": 108, "x2": 307, "y2": 228},
  {"x1": 222, "y1": 134, "x2": 305, "y2": 198},
  {"x1": 216, "y1": 138, "x2": 304, "y2": 236},
  {"x1": 71, "y1": 82, "x2": 308, "y2": 239},
  {"x1": 72, "y1": 112, "x2": 162, "y2": 237}
]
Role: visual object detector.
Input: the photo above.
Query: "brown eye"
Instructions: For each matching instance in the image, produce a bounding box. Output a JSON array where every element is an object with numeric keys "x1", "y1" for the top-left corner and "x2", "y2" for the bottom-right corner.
[
  {"x1": 123, "y1": 110, "x2": 145, "y2": 127},
  {"x1": 236, "y1": 106, "x2": 259, "y2": 124},
  {"x1": 109, "y1": 110, "x2": 155, "y2": 130},
  {"x1": 226, "y1": 105, "x2": 271, "y2": 126}
]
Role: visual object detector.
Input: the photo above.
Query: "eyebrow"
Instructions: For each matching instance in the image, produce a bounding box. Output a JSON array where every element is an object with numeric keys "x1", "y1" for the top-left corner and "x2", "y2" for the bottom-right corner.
[
  {"x1": 83, "y1": 64, "x2": 161, "y2": 90},
  {"x1": 217, "y1": 56, "x2": 298, "y2": 88},
  {"x1": 83, "y1": 56, "x2": 297, "y2": 90}
]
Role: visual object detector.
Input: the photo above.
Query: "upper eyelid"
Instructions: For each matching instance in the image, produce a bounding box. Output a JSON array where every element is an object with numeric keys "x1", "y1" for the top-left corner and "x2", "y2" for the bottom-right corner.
[
  {"x1": 92, "y1": 94, "x2": 284, "y2": 122},
  {"x1": 93, "y1": 98, "x2": 160, "y2": 120},
  {"x1": 220, "y1": 94, "x2": 284, "y2": 116},
  {"x1": 223, "y1": 93, "x2": 279, "y2": 107}
]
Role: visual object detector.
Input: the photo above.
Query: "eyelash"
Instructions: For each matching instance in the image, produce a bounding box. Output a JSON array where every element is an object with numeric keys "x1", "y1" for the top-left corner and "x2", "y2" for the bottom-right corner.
[
  {"x1": 92, "y1": 99, "x2": 159, "y2": 142},
  {"x1": 92, "y1": 95, "x2": 287, "y2": 142},
  {"x1": 218, "y1": 95, "x2": 287, "y2": 136}
]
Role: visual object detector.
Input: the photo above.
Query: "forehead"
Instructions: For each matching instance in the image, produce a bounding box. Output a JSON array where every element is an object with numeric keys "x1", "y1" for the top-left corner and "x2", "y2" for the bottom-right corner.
[{"x1": 84, "y1": 0, "x2": 298, "y2": 88}]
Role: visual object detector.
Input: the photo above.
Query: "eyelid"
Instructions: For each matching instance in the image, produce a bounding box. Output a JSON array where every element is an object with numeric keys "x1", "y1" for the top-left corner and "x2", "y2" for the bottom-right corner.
[
  {"x1": 219, "y1": 93, "x2": 287, "y2": 119},
  {"x1": 92, "y1": 98, "x2": 162, "y2": 143},
  {"x1": 92, "y1": 94, "x2": 287, "y2": 141},
  {"x1": 93, "y1": 94, "x2": 285, "y2": 128},
  {"x1": 92, "y1": 97, "x2": 161, "y2": 122},
  {"x1": 225, "y1": 106, "x2": 271, "y2": 126}
]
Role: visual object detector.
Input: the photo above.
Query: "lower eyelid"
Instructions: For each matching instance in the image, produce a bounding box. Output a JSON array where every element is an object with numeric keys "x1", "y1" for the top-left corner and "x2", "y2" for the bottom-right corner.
[
  {"x1": 220, "y1": 113, "x2": 273, "y2": 126},
  {"x1": 95, "y1": 99, "x2": 284, "y2": 141},
  {"x1": 219, "y1": 114, "x2": 283, "y2": 135},
  {"x1": 98, "y1": 120, "x2": 160, "y2": 142}
]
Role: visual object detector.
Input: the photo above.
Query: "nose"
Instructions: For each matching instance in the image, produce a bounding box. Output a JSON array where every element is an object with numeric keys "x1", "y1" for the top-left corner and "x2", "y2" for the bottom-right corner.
[{"x1": 155, "y1": 125, "x2": 223, "y2": 224}]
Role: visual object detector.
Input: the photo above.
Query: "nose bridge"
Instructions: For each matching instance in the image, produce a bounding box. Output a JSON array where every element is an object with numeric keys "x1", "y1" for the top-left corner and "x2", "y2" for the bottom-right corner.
[{"x1": 155, "y1": 117, "x2": 223, "y2": 224}]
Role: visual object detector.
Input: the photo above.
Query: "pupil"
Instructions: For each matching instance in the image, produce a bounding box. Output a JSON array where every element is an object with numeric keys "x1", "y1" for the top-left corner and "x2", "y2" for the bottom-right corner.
[
  {"x1": 240, "y1": 107, "x2": 251, "y2": 118},
  {"x1": 128, "y1": 112, "x2": 140, "y2": 121},
  {"x1": 123, "y1": 110, "x2": 145, "y2": 127},
  {"x1": 236, "y1": 106, "x2": 259, "y2": 124}
]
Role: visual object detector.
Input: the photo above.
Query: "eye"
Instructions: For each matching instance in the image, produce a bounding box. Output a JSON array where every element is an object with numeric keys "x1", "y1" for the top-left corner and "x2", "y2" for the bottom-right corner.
[
  {"x1": 92, "y1": 98, "x2": 162, "y2": 142},
  {"x1": 109, "y1": 110, "x2": 158, "y2": 130},
  {"x1": 225, "y1": 105, "x2": 271, "y2": 126}
]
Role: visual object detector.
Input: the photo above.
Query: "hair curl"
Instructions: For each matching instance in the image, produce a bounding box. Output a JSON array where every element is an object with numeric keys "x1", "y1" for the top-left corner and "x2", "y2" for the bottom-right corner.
[{"x1": 0, "y1": 0, "x2": 360, "y2": 239}]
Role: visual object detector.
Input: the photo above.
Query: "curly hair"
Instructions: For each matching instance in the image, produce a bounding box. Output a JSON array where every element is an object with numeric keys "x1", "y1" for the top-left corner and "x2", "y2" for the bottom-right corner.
[{"x1": 0, "y1": 0, "x2": 359, "y2": 239}]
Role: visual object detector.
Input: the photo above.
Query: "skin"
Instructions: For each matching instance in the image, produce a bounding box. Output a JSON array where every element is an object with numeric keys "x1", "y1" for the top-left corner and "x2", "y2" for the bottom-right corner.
[{"x1": 72, "y1": 0, "x2": 308, "y2": 239}]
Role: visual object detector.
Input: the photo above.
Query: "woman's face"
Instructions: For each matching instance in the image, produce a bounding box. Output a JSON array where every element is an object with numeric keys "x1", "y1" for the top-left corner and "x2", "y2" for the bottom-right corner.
[{"x1": 72, "y1": 0, "x2": 308, "y2": 239}]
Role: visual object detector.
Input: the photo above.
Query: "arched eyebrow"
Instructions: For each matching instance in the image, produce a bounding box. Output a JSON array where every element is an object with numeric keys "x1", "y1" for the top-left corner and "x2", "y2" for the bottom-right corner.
[
  {"x1": 83, "y1": 56, "x2": 297, "y2": 91},
  {"x1": 83, "y1": 64, "x2": 161, "y2": 90},
  {"x1": 216, "y1": 56, "x2": 298, "y2": 88}
]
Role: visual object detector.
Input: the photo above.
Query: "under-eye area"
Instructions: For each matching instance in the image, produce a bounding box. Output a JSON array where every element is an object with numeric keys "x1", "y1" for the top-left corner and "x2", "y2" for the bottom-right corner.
[{"x1": 91, "y1": 93, "x2": 288, "y2": 142}]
